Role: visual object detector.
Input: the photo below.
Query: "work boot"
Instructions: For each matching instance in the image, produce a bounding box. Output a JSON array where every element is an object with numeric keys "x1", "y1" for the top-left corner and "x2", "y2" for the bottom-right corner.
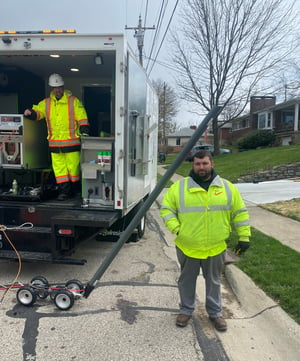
[
  {"x1": 209, "y1": 316, "x2": 227, "y2": 332},
  {"x1": 57, "y1": 182, "x2": 72, "y2": 201},
  {"x1": 71, "y1": 181, "x2": 82, "y2": 195},
  {"x1": 176, "y1": 314, "x2": 191, "y2": 327}
]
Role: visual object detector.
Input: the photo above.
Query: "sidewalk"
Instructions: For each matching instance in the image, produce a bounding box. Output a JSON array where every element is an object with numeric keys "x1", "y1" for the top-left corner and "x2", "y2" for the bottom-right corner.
[{"x1": 156, "y1": 165, "x2": 300, "y2": 361}]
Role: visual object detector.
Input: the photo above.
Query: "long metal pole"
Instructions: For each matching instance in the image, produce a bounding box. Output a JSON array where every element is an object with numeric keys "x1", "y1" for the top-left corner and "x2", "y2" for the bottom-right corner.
[{"x1": 84, "y1": 105, "x2": 222, "y2": 298}]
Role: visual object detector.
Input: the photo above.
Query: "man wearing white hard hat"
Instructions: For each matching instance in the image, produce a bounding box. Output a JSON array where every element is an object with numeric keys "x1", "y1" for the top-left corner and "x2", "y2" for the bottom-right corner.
[{"x1": 24, "y1": 73, "x2": 89, "y2": 200}]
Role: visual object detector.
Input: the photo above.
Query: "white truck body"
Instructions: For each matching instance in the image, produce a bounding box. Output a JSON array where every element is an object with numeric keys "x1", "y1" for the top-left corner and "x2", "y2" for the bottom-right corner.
[{"x1": 0, "y1": 31, "x2": 158, "y2": 264}]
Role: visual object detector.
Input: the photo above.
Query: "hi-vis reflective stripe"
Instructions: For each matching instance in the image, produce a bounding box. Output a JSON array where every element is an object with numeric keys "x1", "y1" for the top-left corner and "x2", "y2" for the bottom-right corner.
[
  {"x1": 45, "y1": 98, "x2": 52, "y2": 137},
  {"x1": 177, "y1": 178, "x2": 233, "y2": 213},
  {"x1": 56, "y1": 175, "x2": 70, "y2": 184},
  {"x1": 68, "y1": 96, "x2": 75, "y2": 139},
  {"x1": 234, "y1": 219, "x2": 250, "y2": 227},
  {"x1": 49, "y1": 138, "x2": 81, "y2": 147}
]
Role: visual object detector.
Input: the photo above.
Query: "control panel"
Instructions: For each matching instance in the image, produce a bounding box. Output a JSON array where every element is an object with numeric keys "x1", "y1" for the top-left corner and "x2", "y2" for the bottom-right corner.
[{"x1": 0, "y1": 114, "x2": 23, "y2": 134}]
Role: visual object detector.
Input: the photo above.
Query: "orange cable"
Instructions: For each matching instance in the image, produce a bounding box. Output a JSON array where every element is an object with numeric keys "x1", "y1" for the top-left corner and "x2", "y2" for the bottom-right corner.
[{"x1": 0, "y1": 225, "x2": 22, "y2": 303}]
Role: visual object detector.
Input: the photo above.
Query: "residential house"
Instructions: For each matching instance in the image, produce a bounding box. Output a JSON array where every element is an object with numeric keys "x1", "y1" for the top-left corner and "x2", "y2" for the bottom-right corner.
[
  {"x1": 231, "y1": 95, "x2": 300, "y2": 145},
  {"x1": 231, "y1": 96, "x2": 276, "y2": 144},
  {"x1": 255, "y1": 97, "x2": 300, "y2": 145},
  {"x1": 166, "y1": 127, "x2": 195, "y2": 152}
]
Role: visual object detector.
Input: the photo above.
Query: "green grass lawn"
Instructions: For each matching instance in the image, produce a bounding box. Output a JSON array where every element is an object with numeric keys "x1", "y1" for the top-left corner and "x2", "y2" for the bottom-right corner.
[
  {"x1": 159, "y1": 144, "x2": 300, "y2": 324},
  {"x1": 167, "y1": 144, "x2": 300, "y2": 183},
  {"x1": 227, "y1": 229, "x2": 300, "y2": 324}
]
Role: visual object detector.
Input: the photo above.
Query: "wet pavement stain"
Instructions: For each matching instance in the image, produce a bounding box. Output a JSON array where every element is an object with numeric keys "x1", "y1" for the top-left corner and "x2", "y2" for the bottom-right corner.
[{"x1": 116, "y1": 298, "x2": 139, "y2": 324}]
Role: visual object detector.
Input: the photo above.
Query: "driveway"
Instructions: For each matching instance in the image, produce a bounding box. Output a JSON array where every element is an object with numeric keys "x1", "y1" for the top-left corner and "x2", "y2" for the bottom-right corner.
[{"x1": 235, "y1": 179, "x2": 300, "y2": 204}]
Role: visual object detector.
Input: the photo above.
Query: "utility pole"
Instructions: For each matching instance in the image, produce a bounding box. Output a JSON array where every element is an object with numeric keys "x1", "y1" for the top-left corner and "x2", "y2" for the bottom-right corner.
[{"x1": 125, "y1": 15, "x2": 155, "y2": 67}]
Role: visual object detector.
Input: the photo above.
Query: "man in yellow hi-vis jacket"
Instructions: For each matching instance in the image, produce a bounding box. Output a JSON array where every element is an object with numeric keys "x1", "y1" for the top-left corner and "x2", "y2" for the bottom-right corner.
[
  {"x1": 24, "y1": 73, "x2": 89, "y2": 200},
  {"x1": 160, "y1": 150, "x2": 251, "y2": 331}
]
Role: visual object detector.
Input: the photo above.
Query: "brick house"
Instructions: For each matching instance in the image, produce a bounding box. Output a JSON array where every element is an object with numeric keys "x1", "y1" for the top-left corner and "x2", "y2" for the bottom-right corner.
[
  {"x1": 230, "y1": 96, "x2": 276, "y2": 144},
  {"x1": 255, "y1": 97, "x2": 300, "y2": 145},
  {"x1": 231, "y1": 95, "x2": 300, "y2": 145}
]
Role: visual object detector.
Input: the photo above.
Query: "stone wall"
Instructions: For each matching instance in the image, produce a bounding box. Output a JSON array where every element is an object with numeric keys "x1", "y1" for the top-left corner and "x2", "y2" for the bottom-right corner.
[{"x1": 237, "y1": 162, "x2": 300, "y2": 183}]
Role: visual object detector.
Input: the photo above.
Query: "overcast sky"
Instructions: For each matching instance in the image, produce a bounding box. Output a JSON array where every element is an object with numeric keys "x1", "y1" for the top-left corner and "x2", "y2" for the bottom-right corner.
[
  {"x1": 1, "y1": 1, "x2": 298, "y2": 128},
  {"x1": 0, "y1": 1, "x2": 176, "y2": 74},
  {"x1": 0, "y1": 0, "x2": 196, "y2": 126}
]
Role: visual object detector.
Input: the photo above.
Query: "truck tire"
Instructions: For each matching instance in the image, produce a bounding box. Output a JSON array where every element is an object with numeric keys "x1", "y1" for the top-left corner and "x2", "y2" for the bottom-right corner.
[{"x1": 137, "y1": 215, "x2": 146, "y2": 238}]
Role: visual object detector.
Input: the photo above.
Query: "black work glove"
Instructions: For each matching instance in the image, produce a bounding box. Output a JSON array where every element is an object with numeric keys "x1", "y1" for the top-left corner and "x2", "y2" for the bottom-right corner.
[
  {"x1": 235, "y1": 241, "x2": 250, "y2": 255},
  {"x1": 24, "y1": 109, "x2": 37, "y2": 120},
  {"x1": 79, "y1": 125, "x2": 90, "y2": 136}
]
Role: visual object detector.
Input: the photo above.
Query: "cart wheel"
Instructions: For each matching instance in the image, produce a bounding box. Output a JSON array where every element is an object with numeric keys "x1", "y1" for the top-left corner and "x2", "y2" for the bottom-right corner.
[
  {"x1": 137, "y1": 215, "x2": 146, "y2": 238},
  {"x1": 17, "y1": 286, "x2": 37, "y2": 307},
  {"x1": 30, "y1": 276, "x2": 49, "y2": 299},
  {"x1": 54, "y1": 290, "x2": 75, "y2": 310},
  {"x1": 50, "y1": 286, "x2": 62, "y2": 300},
  {"x1": 65, "y1": 279, "x2": 84, "y2": 299}
]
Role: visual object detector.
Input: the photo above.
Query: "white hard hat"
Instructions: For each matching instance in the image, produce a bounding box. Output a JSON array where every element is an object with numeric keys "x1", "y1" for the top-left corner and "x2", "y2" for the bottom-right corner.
[{"x1": 48, "y1": 73, "x2": 64, "y2": 87}]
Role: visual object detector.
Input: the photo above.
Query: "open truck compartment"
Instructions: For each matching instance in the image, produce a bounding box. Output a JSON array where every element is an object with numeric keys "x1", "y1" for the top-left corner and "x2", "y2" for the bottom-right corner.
[{"x1": 0, "y1": 32, "x2": 158, "y2": 263}]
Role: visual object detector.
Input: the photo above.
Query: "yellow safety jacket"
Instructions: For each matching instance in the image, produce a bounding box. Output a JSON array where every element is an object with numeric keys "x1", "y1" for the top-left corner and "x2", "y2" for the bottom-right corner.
[
  {"x1": 160, "y1": 176, "x2": 251, "y2": 259},
  {"x1": 32, "y1": 90, "x2": 89, "y2": 151}
]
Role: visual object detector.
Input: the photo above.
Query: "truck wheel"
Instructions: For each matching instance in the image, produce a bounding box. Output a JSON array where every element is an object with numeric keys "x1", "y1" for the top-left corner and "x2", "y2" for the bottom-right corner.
[
  {"x1": 137, "y1": 215, "x2": 146, "y2": 238},
  {"x1": 54, "y1": 290, "x2": 75, "y2": 310},
  {"x1": 17, "y1": 286, "x2": 37, "y2": 307},
  {"x1": 65, "y1": 279, "x2": 84, "y2": 299},
  {"x1": 30, "y1": 276, "x2": 49, "y2": 299}
]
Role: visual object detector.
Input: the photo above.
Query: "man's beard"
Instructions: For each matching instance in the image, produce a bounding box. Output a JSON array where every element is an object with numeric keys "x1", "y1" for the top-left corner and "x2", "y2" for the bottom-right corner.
[{"x1": 196, "y1": 169, "x2": 212, "y2": 181}]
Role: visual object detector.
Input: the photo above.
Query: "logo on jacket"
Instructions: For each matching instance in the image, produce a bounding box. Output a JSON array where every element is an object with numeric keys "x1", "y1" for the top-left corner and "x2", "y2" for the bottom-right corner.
[{"x1": 214, "y1": 190, "x2": 223, "y2": 196}]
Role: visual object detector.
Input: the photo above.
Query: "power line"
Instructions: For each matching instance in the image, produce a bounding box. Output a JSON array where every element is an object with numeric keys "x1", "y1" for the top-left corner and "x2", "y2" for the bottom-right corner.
[
  {"x1": 145, "y1": 0, "x2": 167, "y2": 72},
  {"x1": 147, "y1": 0, "x2": 179, "y2": 77}
]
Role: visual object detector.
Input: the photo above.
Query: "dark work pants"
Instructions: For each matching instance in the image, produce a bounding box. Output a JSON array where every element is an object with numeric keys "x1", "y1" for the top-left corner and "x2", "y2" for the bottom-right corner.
[{"x1": 176, "y1": 247, "x2": 225, "y2": 317}]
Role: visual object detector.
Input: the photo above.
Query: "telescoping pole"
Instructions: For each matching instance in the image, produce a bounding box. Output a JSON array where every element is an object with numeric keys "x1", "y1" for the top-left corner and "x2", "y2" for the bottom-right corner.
[{"x1": 84, "y1": 105, "x2": 222, "y2": 298}]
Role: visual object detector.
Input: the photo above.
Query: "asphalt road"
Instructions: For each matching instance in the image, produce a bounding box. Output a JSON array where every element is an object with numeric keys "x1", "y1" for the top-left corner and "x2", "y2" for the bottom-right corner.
[{"x1": 0, "y1": 204, "x2": 230, "y2": 361}]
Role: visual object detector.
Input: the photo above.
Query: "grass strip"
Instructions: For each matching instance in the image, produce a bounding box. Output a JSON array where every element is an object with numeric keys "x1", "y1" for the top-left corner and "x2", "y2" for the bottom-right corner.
[{"x1": 227, "y1": 228, "x2": 300, "y2": 324}]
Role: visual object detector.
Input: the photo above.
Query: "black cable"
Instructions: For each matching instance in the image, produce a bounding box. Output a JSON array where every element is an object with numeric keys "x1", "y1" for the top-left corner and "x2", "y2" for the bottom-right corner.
[{"x1": 147, "y1": 0, "x2": 179, "y2": 76}]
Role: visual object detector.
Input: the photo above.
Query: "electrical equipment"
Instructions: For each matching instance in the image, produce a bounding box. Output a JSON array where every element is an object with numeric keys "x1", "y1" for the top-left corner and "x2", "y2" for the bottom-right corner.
[
  {"x1": 0, "y1": 114, "x2": 50, "y2": 169},
  {"x1": 81, "y1": 137, "x2": 114, "y2": 206}
]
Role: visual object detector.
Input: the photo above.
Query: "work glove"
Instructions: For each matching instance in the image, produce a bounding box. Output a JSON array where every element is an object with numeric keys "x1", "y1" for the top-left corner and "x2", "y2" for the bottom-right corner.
[
  {"x1": 24, "y1": 109, "x2": 37, "y2": 120},
  {"x1": 235, "y1": 241, "x2": 250, "y2": 255},
  {"x1": 79, "y1": 125, "x2": 90, "y2": 136}
]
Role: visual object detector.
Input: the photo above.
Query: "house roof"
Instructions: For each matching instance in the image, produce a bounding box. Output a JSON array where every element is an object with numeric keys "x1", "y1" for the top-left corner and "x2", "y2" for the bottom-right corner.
[{"x1": 167, "y1": 127, "x2": 195, "y2": 137}]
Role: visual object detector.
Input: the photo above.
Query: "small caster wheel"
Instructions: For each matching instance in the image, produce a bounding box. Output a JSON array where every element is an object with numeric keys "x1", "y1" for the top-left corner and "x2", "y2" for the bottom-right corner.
[
  {"x1": 65, "y1": 279, "x2": 84, "y2": 299},
  {"x1": 17, "y1": 286, "x2": 37, "y2": 307},
  {"x1": 30, "y1": 276, "x2": 49, "y2": 299},
  {"x1": 54, "y1": 290, "x2": 75, "y2": 310},
  {"x1": 50, "y1": 286, "x2": 62, "y2": 300}
]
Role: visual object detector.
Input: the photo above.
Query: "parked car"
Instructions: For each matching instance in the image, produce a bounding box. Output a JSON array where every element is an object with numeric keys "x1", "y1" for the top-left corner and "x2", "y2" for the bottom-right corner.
[{"x1": 185, "y1": 144, "x2": 230, "y2": 161}]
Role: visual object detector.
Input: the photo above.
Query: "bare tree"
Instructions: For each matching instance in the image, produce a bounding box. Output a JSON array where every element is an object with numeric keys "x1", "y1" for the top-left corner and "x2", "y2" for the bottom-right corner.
[
  {"x1": 152, "y1": 79, "x2": 179, "y2": 148},
  {"x1": 170, "y1": 0, "x2": 297, "y2": 153}
]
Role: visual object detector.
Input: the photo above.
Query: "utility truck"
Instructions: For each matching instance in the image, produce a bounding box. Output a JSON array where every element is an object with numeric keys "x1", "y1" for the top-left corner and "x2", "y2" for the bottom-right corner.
[{"x1": 0, "y1": 30, "x2": 158, "y2": 264}]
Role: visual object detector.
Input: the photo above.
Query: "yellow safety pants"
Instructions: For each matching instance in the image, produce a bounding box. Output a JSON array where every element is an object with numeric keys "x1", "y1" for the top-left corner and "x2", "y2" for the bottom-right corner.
[{"x1": 51, "y1": 151, "x2": 80, "y2": 184}]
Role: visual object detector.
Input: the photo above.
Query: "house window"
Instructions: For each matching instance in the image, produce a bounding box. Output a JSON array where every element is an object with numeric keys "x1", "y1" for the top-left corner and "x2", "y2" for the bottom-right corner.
[
  {"x1": 241, "y1": 118, "x2": 249, "y2": 128},
  {"x1": 258, "y1": 112, "x2": 272, "y2": 129},
  {"x1": 232, "y1": 118, "x2": 249, "y2": 130},
  {"x1": 176, "y1": 138, "x2": 181, "y2": 146},
  {"x1": 267, "y1": 113, "x2": 271, "y2": 127},
  {"x1": 282, "y1": 111, "x2": 294, "y2": 124}
]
